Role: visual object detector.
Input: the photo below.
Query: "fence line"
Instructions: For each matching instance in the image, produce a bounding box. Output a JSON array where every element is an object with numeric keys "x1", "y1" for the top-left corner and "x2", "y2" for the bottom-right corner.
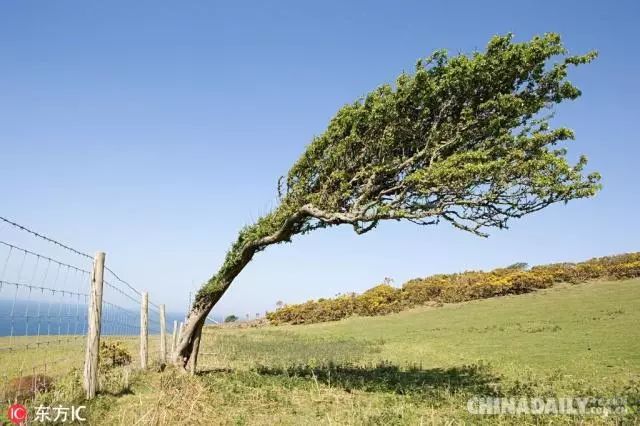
[{"x1": 0, "y1": 216, "x2": 171, "y2": 402}]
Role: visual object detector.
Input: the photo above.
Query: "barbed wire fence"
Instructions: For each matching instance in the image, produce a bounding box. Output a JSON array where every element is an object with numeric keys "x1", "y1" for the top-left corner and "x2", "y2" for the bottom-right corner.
[{"x1": 0, "y1": 216, "x2": 170, "y2": 402}]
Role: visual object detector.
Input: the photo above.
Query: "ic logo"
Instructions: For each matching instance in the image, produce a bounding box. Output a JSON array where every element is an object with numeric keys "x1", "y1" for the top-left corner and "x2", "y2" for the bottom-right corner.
[{"x1": 8, "y1": 403, "x2": 27, "y2": 424}]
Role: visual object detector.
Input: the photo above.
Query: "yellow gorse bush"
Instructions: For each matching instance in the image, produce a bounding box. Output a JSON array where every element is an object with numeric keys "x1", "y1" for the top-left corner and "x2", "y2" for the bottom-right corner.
[
  {"x1": 267, "y1": 252, "x2": 640, "y2": 325},
  {"x1": 99, "y1": 341, "x2": 132, "y2": 370}
]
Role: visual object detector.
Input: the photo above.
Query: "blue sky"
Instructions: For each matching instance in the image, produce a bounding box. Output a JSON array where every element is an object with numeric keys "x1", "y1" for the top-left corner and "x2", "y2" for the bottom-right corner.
[{"x1": 1, "y1": 1, "x2": 638, "y2": 315}]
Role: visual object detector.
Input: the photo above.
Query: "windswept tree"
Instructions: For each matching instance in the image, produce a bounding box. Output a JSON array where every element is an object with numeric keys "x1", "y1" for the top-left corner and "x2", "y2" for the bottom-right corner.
[{"x1": 174, "y1": 33, "x2": 600, "y2": 369}]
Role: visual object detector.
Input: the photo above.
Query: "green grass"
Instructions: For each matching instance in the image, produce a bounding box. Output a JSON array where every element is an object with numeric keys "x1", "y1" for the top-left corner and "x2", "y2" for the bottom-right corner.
[
  {"x1": 0, "y1": 334, "x2": 162, "y2": 406},
  {"x1": 9, "y1": 279, "x2": 640, "y2": 424}
]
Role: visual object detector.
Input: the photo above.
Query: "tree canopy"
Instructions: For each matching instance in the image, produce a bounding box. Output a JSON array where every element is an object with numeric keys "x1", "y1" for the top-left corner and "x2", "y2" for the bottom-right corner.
[
  {"x1": 177, "y1": 33, "x2": 600, "y2": 368},
  {"x1": 195, "y1": 32, "x2": 599, "y2": 302}
]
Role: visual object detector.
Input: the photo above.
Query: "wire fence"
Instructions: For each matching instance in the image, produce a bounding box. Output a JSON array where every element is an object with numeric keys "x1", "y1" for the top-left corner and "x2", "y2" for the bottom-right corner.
[{"x1": 0, "y1": 216, "x2": 170, "y2": 403}]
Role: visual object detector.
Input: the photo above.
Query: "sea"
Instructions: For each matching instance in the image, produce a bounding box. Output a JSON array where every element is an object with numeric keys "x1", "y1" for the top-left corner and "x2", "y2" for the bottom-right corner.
[{"x1": 0, "y1": 299, "x2": 192, "y2": 337}]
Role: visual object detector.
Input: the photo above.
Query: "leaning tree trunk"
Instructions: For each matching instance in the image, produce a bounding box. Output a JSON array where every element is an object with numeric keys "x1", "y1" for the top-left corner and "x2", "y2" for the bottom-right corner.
[
  {"x1": 173, "y1": 209, "x2": 309, "y2": 371},
  {"x1": 172, "y1": 204, "x2": 376, "y2": 370},
  {"x1": 172, "y1": 282, "x2": 233, "y2": 371},
  {"x1": 188, "y1": 320, "x2": 202, "y2": 375}
]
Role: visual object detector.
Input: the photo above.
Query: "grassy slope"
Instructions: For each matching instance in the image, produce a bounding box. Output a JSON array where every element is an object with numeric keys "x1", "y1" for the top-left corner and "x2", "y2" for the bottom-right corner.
[
  {"x1": 0, "y1": 335, "x2": 159, "y2": 381},
  {"x1": 88, "y1": 279, "x2": 639, "y2": 425},
  {"x1": 286, "y1": 280, "x2": 640, "y2": 379}
]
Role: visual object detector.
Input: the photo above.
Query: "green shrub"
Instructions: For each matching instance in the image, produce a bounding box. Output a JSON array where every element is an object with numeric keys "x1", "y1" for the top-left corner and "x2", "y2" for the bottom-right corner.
[{"x1": 225, "y1": 315, "x2": 239, "y2": 323}]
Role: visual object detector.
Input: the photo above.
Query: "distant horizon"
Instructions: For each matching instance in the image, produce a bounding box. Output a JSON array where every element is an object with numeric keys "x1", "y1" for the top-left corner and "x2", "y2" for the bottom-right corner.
[{"x1": 0, "y1": 299, "x2": 221, "y2": 337}]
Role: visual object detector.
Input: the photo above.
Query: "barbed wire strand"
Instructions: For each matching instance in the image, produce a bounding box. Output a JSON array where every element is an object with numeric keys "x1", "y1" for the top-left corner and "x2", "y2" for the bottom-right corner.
[{"x1": 0, "y1": 216, "x2": 92, "y2": 260}]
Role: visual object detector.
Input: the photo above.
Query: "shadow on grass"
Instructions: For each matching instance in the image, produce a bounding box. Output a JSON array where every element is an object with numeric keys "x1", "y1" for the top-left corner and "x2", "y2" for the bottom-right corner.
[
  {"x1": 99, "y1": 387, "x2": 135, "y2": 397},
  {"x1": 197, "y1": 367, "x2": 235, "y2": 375},
  {"x1": 254, "y1": 361, "x2": 500, "y2": 396}
]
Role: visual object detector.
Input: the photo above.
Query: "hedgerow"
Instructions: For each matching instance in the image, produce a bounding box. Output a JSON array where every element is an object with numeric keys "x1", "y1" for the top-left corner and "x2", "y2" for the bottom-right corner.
[{"x1": 267, "y1": 252, "x2": 640, "y2": 325}]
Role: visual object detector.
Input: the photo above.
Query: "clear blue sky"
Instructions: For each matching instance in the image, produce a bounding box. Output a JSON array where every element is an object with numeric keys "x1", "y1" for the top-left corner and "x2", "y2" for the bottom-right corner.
[{"x1": 1, "y1": 1, "x2": 638, "y2": 316}]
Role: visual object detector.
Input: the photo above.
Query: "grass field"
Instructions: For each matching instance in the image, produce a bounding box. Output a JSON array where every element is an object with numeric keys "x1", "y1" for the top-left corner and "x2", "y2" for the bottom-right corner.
[
  {"x1": 66, "y1": 278, "x2": 639, "y2": 425},
  {"x1": 1, "y1": 279, "x2": 638, "y2": 424},
  {"x1": 0, "y1": 334, "x2": 162, "y2": 408}
]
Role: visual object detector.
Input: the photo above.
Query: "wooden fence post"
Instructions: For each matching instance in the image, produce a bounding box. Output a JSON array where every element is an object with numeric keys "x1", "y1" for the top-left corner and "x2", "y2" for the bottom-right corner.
[
  {"x1": 171, "y1": 320, "x2": 178, "y2": 356},
  {"x1": 83, "y1": 251, "x2": 105, "y2": 399},
  {"x1": 159, "y1": 304, "x2": 167, "y2": 363},
  {"x1": 140, "y1": 292, "x2": 148, "y2": 369}
]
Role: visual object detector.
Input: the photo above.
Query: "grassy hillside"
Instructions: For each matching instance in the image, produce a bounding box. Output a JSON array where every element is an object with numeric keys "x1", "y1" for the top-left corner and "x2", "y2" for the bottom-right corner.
[{"x1": 85, "y1": 279, "x2": 639, "y2": 425}]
